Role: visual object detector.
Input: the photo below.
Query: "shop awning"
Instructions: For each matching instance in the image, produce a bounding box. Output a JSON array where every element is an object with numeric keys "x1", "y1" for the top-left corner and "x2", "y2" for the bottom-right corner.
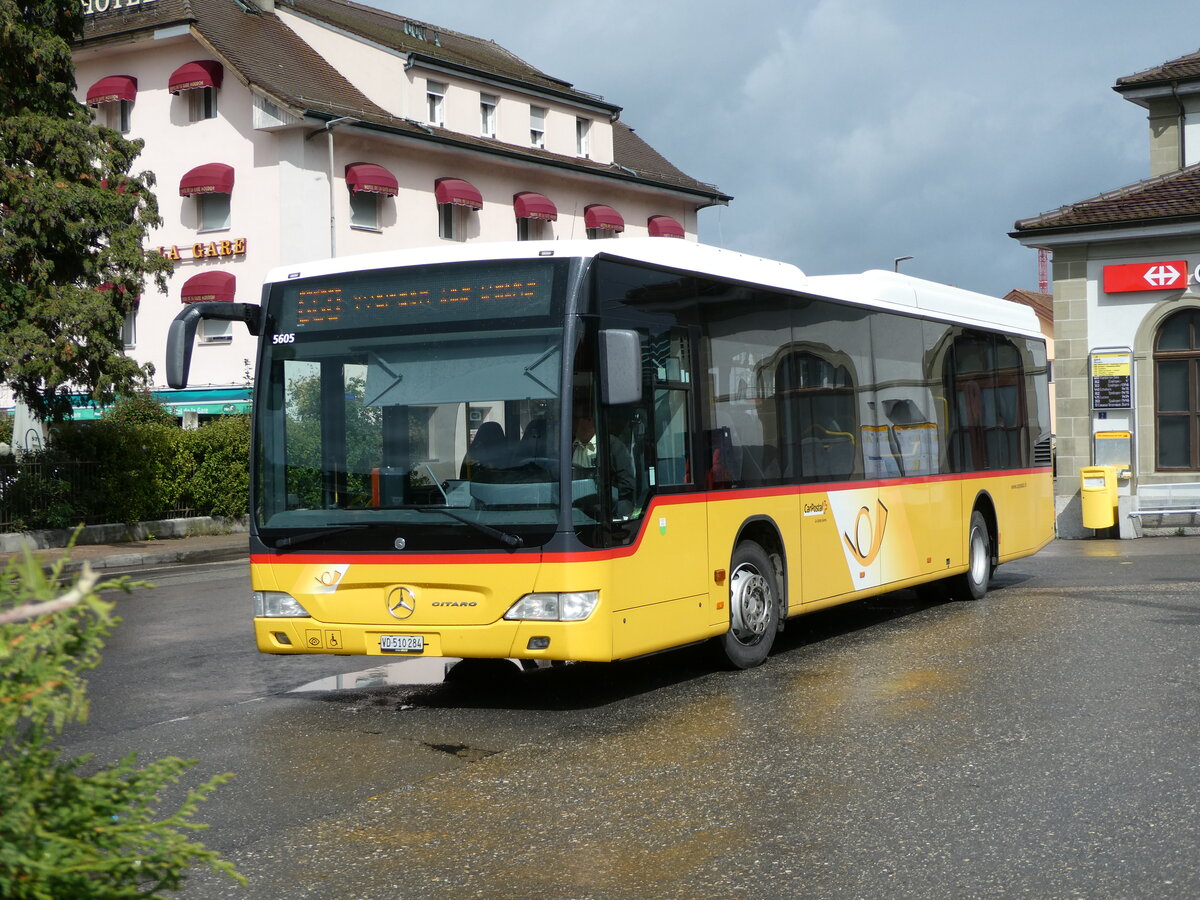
[
  {"x1": 168, "y1": 60, "x2": 224, "y2": 94},
  {"x1": 179, "y1": 163, "x2": 234, "y2": 196},
  {"x1": 434, "y1": 177, "x2": 483, "y2": 209},
  {"x1": 647, "y1": 215, "x2": 685, "y2": 238},
  {"x1": 180, "y1": 270, "x2": 236, "y2": 303},
  {"x1": 86, "y1": 75, "x2": 137, "y2": 106},
  {"x1": 584, "y1": 204, "x2": 624, "y2": 232},
  {"x1": 513, "y1": 191, "x2": 557, "y2": 221},
  {"x1": 345, "y1": 162, "x2": 398, "y2": 196}
]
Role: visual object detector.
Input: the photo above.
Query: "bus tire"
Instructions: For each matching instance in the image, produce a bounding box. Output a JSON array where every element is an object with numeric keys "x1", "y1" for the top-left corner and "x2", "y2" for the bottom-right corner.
[
  {"x1": 950, "y1": 510, "x2": 991, "y2": 601},
  {"x1": 718, "y1": 541, "x2": 780, "y2": 669}
]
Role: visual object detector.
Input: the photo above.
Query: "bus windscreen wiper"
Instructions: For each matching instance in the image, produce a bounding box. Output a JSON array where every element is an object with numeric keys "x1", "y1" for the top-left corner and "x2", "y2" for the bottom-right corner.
[
  {"x1": 268, "y1": 524, "x2": 371, "y2": 551},
  {"x1": 418, "y1": 507, "x2": 523, "y2": 549}
]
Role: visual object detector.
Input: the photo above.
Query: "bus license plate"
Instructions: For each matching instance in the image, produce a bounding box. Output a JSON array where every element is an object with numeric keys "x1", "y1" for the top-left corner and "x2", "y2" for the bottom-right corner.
[{"x1": 380, "y1": 635, "x2": 424, "y2": 653}]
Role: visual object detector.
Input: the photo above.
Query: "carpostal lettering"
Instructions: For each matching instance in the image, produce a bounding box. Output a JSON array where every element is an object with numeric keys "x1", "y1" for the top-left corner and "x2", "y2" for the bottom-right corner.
[
  {"x1": 803, "y1": 501, "x2": 827, "y2": 517},
  {"x1": 83, "y1": 0, "x2": 157, "y2": 14}
]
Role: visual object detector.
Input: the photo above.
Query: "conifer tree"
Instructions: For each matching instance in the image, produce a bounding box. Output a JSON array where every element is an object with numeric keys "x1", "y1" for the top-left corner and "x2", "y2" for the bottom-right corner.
[{"x1": 0, "y1": 0, "x2": 171, "y2": 420}]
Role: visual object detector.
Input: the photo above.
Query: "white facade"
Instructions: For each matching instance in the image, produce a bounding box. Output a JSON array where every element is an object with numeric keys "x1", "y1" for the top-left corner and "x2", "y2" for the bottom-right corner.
[{"x1": 67, "y1": 0, "x2": 724, "y2": 406}]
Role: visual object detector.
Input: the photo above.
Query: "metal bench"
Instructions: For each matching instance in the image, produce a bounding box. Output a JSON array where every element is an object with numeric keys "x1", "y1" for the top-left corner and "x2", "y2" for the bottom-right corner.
[
  {"x1": 1127, "y1": 483, "x2": 1200, "y2": 517},
  {"x1": 1122, "y1": 483, "x2": 1200, "y2": 538}
]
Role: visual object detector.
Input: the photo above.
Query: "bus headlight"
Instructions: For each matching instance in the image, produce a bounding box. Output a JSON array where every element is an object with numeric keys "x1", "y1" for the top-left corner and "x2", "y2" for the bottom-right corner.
[
  {"x1": 254, "y1": 591, "x2": 311, "y2": 618},
  {"x1": 504, "y1": 591, "x2": 599, "y2": 621}
]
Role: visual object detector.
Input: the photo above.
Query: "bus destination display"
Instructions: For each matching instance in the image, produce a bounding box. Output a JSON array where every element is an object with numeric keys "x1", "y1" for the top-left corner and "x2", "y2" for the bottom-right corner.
[{"x1": 275, "y1": 261, "x2": 556, "y2": 332}]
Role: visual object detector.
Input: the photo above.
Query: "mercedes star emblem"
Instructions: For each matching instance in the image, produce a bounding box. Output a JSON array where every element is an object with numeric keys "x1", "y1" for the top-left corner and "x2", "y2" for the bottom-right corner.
[{"x1": 386, "y1": 586, "x2": 416, "y2": 620}]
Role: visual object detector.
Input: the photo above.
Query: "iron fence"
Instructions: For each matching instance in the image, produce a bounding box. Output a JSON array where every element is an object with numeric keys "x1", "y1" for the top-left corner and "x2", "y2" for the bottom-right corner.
[{"x1": 0, "y1": 458, "x2": 107, "y2": 531}]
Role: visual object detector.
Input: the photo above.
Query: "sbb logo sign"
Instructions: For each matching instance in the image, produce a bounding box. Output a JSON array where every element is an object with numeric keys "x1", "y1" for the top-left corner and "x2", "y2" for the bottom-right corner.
[{"x1": 1103, "y1": 260, "x2": 1191, "y2": 293}]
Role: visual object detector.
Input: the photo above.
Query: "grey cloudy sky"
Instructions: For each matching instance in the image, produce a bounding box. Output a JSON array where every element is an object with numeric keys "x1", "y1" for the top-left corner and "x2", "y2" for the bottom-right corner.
[{"x1": 378, "y1": 1, "x2": 1200, "y2": 298}]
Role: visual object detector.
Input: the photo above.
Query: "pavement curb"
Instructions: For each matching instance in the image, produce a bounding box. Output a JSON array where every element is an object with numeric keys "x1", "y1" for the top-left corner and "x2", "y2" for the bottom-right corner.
[{"x1": 0, "y1": 516, "x2": 248, "y2": 553}]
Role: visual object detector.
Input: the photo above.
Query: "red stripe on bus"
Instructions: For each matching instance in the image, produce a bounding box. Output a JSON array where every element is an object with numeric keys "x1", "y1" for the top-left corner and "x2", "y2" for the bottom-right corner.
[{"x1": 250, "y1": 467, "x2": 1048, "y2": 567}]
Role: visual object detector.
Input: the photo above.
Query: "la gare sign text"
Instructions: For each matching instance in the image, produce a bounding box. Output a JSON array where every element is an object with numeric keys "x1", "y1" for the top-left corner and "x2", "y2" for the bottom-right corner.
[
  {"x1": 156, "y1": 237, "x2": 248, "y2": 261},
  {"x1": 83, "y1": 0, "x2": 157, "y2": 14}
]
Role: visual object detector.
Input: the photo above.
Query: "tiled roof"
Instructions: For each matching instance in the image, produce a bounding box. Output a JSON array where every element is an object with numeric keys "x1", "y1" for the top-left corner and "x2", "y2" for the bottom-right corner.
[
  {"x1": 1115, "y1": 47, "x2": 1200, "y2": 88},
  {"x1": 1011, "y1": 163, "x2": 1200, "y2": 235},
  {"x1": 285, "y1": 0, "x2": 610, "y2": 108},
  {"x1": 1003, "y1": 289, "x2": 1053, "y2": 322},
  {"x1": 78, "y1": 0, "x2": 726, "y2": 201}
]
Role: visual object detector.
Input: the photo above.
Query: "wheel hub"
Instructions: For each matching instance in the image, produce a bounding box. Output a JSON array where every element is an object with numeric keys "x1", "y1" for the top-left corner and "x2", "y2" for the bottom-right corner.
[{"x1": 730, "y1": 563, "x2": 771, "y2": 641}]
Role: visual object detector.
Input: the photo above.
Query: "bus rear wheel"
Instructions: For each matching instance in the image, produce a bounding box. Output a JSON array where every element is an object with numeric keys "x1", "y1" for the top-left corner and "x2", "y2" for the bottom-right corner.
[
  {"x1": 718, "y1": 541, "x2": 780, "y2": 669},
  {"x1": 950, "y1": 510, "x2": 991, "y2": 601}
]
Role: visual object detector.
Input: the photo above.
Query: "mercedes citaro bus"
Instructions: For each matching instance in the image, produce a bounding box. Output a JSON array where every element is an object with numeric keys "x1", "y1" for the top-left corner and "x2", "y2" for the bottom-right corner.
[{"x1": 167, "y1": 239, "x2": 1053, "y2": 669}]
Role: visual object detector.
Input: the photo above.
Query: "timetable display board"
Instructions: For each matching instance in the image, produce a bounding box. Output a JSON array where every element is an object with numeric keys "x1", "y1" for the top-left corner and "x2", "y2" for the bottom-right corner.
[{"x1": 1090, "y1": 348, "x2": 1133, "y2": 410}]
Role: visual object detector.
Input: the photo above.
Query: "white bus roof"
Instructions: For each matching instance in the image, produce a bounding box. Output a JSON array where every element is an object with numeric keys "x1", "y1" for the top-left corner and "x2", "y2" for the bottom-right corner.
[{"x1": 264, "y1": 239, "x2": 1042, "y2": 339}]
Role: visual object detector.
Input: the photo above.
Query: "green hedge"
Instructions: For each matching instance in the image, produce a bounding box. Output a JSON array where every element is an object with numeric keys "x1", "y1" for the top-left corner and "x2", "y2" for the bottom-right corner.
[{"x1": 1, "y1": 405, "x2": 251, "y2": 530}]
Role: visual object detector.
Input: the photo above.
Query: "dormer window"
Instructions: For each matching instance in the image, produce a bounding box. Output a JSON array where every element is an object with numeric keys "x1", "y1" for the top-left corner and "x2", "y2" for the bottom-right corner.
[
  {"x1": 530, "y1": 106, "x2": 546, "y2": 148},
  {"x1": 426, "y1": 80, "x2": 446, "y2": 127}
]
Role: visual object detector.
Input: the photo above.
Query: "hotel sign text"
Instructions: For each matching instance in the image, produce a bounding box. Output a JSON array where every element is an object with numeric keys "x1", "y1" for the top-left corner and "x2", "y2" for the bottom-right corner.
[
  {"x1": 156, "y1": 238, "x2": 247, "y2": 261},
  {"x1": 83, "y1": 0, "x2": 157, "y2": 14}
]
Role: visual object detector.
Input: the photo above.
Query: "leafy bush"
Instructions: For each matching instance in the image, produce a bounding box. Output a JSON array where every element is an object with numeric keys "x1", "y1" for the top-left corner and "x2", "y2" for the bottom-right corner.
[
  {"x1": 4, "y1": 407, "x2": 252, "y2": 530},
  {"x1": 0, "y1": 552, "x2": 243, "y2": 898},
  {"x1": 180, "y1": 416, "x2": 251, "y2": 519}
]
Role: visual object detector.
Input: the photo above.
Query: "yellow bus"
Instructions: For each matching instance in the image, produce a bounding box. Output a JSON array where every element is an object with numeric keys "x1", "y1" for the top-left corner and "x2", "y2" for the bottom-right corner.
[{"x1": 167, "y1": 239, "x2": 1054, "y2": 668}]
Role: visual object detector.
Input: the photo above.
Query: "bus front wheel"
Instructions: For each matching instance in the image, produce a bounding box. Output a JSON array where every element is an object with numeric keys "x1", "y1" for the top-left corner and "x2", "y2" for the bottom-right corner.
[
  {"x1": 950, "y1": 510, "x2": 991, "y2": 601},
  {"x1": 718, "y1": 541, "x2": 780, "y2": 669}
]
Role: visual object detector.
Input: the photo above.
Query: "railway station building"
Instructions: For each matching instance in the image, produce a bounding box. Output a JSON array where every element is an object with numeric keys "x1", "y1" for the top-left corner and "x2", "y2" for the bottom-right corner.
[{"x1": 1011, "y1": 47, "x2": 1200, "y2": 537}]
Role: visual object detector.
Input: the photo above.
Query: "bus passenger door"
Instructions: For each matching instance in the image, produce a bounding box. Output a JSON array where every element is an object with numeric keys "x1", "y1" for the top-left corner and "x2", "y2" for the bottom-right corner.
[{"x1": 606, "y1": 326, "x2": 711, "y2": 658}]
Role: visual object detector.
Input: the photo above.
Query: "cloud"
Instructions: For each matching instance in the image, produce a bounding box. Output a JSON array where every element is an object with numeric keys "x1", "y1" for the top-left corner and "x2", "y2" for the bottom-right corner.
[{"x1": 376, "y1": 0, "x2": 1200, "y2": 294}]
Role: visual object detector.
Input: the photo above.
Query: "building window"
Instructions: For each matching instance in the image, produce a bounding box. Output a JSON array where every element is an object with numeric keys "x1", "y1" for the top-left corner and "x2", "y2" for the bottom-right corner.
[
  {"x1": 122, "y1": 308, "x2": 136, "y2": 349},
  {"x1": 199, "y1": 318, "x2": 233, "y2": 344},
  {"x1": 427, "y1": 80, "x2": 446, "y2": 127},
  {"x1": 480, "y1": 93, "x2": 497, "y2": 138},
  {"x1": 517, "y1": 217, "x2": 549, "y2": 241},
  {"x1": 349, "y1": 191, "x2": 381, "y2": 231},
  {"x1": 101, "y1": 99, "x2": 132, "y2": 133},
  {"x1": 576, "y1": 117, "x2": 590, "y2": 157},
  {"x1": 189, "y1": 86, "x2": 217, "y2": 122},
  {"x1": 1154, "y1": 307, "x2": 1200, "y2": 470},
  {"x1": 439, "y1": 203, "x2": 465, "y2": 241},
  {"x1": 198, "y1": 193, "x2": 231, "y2": 232},
  {"x1": 530, "y1": 105, "x2": 546, "y2": 148}
]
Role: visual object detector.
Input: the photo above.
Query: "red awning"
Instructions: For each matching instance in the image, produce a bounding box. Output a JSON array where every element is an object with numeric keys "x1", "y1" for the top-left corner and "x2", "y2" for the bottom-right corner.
[
  {"x1": 345, "y1": 162, "x2": 398, "y2": 196},
  {"x1": 168, "y1": 60, "x2": 224, "y2": 94},
  {"x1": 648, "y1": 215, "x2": 685, "y2": 238},
  {"x1": 434, "y1": 177, "x2": 483, "y2": 210},
  {"x1": 179, "y1": 163, "x2": 234, "y2": 196},
  {"x1": 86, "y1": 75, "x2": 137, "y2": 106},
  {"x1": 513, "y1": 191, "x2": 557, "y2": 221},
  {"x1": 180, "y1": 271, "x2": 236, "y2": 303},
  {"x1": 584, "y1": 204, "x2": 624, "y2": 232}
]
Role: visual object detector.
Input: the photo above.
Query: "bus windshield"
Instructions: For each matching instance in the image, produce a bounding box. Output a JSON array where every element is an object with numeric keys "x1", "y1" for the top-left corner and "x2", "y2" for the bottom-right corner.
[{"x1": 253, "y1": 259, "x2": 570, "y2": 551}]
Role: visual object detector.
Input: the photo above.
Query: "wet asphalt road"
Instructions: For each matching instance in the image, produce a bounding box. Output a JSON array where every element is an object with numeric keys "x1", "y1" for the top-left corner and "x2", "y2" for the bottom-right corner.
[{"x1": 60, "y1": 538, "x2": 1200, "y2": 899}]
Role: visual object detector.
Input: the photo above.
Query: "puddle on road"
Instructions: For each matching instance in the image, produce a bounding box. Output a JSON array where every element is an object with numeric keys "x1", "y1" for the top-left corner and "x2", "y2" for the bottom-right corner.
[{"x1": 289, "y1": 657, "x2": 531, "y2": 692}]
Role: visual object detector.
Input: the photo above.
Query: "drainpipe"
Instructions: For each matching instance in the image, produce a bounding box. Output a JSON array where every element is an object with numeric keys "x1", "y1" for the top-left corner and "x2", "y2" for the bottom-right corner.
[{"x1": 314, "y1": 116, "x2": 357, "y2": 258}]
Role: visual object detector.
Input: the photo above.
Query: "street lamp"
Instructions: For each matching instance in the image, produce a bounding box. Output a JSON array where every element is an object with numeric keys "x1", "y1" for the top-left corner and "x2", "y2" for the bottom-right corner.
[{"x1": 893, "y1": 256, "x2": 913, "y2": 272}]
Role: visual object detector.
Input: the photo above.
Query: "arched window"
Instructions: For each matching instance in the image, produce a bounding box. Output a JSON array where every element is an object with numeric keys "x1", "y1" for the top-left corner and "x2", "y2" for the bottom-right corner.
[{"x1": 1154, "y1": 308, "x2": 1200, "y2": 470}]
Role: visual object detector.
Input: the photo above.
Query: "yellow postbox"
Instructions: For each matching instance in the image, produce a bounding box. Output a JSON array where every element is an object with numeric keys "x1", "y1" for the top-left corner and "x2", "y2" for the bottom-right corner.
[{"x1": 1080, "y1": 465, "x2": 1118, "y2": 530}]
